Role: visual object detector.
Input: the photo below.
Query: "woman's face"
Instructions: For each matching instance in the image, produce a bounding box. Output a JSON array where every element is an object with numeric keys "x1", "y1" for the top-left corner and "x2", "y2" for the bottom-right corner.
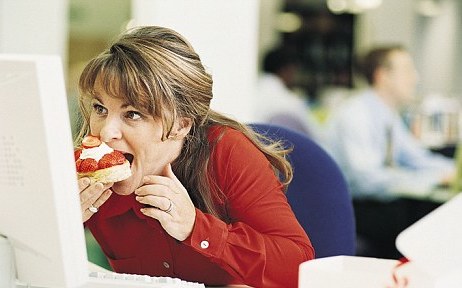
[{"x1": 88, "y1": 84, "x2": 188, "y2": 195}]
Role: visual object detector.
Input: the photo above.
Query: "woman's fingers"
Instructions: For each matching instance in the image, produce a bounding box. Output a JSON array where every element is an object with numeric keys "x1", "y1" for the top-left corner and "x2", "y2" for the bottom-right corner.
[
  {"x1": 136, "y1": 194, "x2": 172, "y2": 211},
  {"x1": 92, "y1": 189, "x2": 112, "y2": 209},
  {"x1": 140, "y1": 207, "x2": 173, "y2": 226},
  {"x1": 136, "y1": 183, "x2": 171, "y2": 197},
  {"x1": 78, "y1": 177, "x2": 91, "y2": 193},
  {"x1": 136, "y1": 164, "x2": 195, "y2": 241},
  {"x1": 80, "y1": 181, "x2": 105, "y2": 205},
  {"x1": 141, "y1": 164, "x2": 187, "y2": 195},
  {"x1": 163, "y1": 164, "x2": 187, "y2": 194},
  {"x1": 78, "y1": 177, "x2": 113, "y2": 222}
]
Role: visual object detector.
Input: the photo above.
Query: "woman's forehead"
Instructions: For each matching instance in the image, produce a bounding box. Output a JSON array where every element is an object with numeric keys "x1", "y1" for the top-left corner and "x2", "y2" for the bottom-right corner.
[
  {"x1": 92, "y1": 74, "x2": 132, "y2": 102},
  {"x1": 94, "y1": 72, "x2": 122, "y2": 94}
]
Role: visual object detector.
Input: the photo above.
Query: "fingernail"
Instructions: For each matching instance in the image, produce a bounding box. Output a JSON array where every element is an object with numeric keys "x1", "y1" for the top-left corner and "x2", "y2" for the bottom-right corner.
[
  {"x1": 140, "y1": 208, "x2": 146, "y2": 214},
  {"x1": 82, "y1": 178, "x2": 90, "y2": 186}
]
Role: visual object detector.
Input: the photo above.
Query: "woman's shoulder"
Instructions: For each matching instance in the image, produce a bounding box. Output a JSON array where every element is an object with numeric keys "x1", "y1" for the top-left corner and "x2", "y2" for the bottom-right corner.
[
  {"x1": 207, "y1": 124, "x2": 261, "y2": 157},
  {"x1": 207, "y1": 124, "x2": 248, "y2": 143},
  {"x1": 206, "y1": 125, "x2": 278, "y2": 197}
]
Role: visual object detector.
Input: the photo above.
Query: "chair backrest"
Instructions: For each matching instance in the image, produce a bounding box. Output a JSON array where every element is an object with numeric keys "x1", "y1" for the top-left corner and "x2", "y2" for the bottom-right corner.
[{"x1": 250, "y1": 123, "x2": 356, "y2": 258}]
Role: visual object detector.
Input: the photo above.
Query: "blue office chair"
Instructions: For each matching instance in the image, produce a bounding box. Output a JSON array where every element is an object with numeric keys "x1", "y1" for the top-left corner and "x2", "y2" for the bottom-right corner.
[{"x1": 249, "y1": 123, "x2": 356, "y2": 258}]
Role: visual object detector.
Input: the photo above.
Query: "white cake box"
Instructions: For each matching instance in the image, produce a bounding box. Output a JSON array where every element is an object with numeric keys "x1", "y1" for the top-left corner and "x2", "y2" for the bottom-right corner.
[
  {"x1": 298, "y1": 255, "x2": 434, "y2": 288},
  {"x1": 299, "y1": 193, "x2": 462, "y2": 288}
]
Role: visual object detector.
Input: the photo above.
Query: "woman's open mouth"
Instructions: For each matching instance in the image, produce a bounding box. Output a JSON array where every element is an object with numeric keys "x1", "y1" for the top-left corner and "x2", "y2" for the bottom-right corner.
[{"x1": 123, "y1": 153, "x2": 134, "y2": 167}]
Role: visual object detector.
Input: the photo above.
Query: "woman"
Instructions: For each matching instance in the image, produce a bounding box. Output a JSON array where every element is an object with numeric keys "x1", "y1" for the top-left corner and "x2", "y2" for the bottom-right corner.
[{"x1": 76, "y1": 26, "x2": 314, "y2": 288}]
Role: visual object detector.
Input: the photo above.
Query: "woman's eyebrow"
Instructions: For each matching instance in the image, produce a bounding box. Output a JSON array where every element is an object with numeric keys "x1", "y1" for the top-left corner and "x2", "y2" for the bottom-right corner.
[
  {"x1": 93, "y1": 95, "x2": 103, "y2": 104},
  {"x1": 93, "y1": 95, "x2": 131, "y2": 109}
]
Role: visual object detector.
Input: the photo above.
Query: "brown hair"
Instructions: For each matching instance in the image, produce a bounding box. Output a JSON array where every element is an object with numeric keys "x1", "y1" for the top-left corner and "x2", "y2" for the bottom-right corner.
[
  {"x1": 77, "y1": 26, "x2": 293, "y2": 221},
  {"x1": 360, "y1": 44, "x2": 406, "y2": 85}
]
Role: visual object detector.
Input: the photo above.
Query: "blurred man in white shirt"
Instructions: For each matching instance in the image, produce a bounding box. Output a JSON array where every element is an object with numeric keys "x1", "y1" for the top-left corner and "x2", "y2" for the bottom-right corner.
[
  {"x1": 255, "y1": 46, "x2": 324, "y2": 142},
  {"x1": 327, "y1": 45, "x2": 455, "y2": 259}
]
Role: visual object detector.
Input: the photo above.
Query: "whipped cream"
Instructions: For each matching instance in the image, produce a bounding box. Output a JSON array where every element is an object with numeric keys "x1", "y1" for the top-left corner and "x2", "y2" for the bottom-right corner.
[{"x1": 79, "y1": 141, "x2": 114, "y2": 161}]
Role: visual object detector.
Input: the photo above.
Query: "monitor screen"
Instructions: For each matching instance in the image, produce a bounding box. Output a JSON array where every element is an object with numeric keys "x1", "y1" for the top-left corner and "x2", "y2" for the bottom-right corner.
[{"x1": 0, "y1": 54, "x2": 88, "y2": 287}]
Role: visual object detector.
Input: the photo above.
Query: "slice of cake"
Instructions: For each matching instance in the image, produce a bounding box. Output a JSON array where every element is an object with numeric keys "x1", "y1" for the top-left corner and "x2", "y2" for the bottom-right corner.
[{"x1": 75, "y1": 135, "x2": 132, "y2": 183}]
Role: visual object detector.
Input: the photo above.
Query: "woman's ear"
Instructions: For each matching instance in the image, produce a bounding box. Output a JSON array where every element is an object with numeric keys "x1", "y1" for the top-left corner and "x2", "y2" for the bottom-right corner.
[{"x1": 170, "y1": 117, "x2": 193, "y2": 139}]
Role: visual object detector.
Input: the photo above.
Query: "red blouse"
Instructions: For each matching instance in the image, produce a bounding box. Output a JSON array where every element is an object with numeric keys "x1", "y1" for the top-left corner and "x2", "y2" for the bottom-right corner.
[{"x1": 85, "y1": 126, "x2": 314, "y2": 288}]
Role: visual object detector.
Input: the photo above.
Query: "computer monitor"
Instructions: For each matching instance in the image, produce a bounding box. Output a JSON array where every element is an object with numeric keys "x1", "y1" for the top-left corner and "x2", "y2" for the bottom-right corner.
[{"x1": 0, "y1": 54, "x2": 89, "y2": 287}]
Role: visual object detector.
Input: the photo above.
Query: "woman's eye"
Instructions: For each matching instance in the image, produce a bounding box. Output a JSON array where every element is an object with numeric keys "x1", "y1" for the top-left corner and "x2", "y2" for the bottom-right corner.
[
  {"x1": 126, "y1": 111, "x2": 142, "y2": 120},
  {"x1": 92, "y1": 103, "x2": 107, "y2": 115}
]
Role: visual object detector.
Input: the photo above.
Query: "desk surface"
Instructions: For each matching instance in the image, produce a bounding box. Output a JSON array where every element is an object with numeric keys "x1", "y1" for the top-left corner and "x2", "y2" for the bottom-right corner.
[{"x1": 392, "y1": 186, "x2": 459, "y2": 203}]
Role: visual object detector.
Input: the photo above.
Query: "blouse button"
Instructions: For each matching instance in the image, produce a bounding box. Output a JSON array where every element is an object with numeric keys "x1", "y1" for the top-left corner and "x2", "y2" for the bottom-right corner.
[
  {"x1": 200, "y1": 240, "x2": 209, "y2": 249},
  {"x1": 163, "y1": 261, "x2": 170, "y2": 269}
]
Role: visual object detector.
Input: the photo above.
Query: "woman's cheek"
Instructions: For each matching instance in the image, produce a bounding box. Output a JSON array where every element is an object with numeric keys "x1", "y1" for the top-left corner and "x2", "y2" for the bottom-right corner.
[{"x1": 89, "y1": 117, "x2": 101, "y2": 134}]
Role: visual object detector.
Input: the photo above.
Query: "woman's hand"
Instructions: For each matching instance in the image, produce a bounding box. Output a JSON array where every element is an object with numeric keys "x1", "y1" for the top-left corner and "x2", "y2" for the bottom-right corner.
[
  {"x1": 78, "y1": 177, "x2": 113, "y2": 222},
  {"x1": 135, "y1": 163, "x2": 196, "y2": 241}
]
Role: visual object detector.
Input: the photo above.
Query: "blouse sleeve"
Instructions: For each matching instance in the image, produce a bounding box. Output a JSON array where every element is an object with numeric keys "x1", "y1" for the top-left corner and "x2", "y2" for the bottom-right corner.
[{"x1": 183, "y1": 128, "x2": 315, "y2": 288}]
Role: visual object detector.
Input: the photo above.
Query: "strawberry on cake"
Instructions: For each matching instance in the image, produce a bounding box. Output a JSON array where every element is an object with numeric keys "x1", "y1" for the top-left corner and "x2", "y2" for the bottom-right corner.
[{"x1": 75, "y1": 135, "x2": 132, "y2": 183}]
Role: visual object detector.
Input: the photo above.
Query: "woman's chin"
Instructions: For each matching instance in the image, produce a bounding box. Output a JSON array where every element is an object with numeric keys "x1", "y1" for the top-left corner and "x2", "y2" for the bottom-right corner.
[{"x1": 111, "y1": 179, "x2": 136, "y2": 195}]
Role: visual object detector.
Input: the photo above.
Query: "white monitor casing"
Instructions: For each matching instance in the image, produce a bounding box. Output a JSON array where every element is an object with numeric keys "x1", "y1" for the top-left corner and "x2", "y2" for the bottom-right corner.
[{"x1": 0, "y1": 54, "x2": 88, "y2": 288}]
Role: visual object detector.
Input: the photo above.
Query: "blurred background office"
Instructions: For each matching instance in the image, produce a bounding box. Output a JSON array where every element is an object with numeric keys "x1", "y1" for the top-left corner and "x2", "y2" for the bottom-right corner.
[
  {"x1": 254, "y1": 45, "x2": 327, "y2": 142},
  {"x1": 2, "y1": 0, "x2": 461, "y2": 146},
  {"x1": 2, "y1": 0, "x2": 462, "y2": 260}
]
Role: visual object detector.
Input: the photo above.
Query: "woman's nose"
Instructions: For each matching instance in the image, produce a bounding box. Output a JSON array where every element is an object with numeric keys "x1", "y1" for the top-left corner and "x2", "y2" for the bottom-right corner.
[{"x1": 99, "y1": 119, "x2": 122, "y2": 143}]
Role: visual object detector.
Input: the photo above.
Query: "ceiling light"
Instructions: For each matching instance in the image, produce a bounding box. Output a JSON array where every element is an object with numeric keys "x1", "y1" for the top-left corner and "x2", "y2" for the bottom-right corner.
[
  {"x1": 276, "y1": 12, "x2": 302, "y2": 33},
  {"x1": 327, "y1": 0, "x2": 348, "y2": 14}
]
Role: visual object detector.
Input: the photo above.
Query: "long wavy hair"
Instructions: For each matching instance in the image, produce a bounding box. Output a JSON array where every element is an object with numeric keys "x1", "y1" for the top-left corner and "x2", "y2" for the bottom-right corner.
[{"x1": 76, "y1": 26, "x2": 293, "y2": 221}]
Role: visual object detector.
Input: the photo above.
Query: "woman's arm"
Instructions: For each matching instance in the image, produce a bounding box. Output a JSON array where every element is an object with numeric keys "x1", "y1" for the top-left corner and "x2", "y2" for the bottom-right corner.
[{"x1": 183, "y1": 128, "x2": 314, "y2": 288}]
